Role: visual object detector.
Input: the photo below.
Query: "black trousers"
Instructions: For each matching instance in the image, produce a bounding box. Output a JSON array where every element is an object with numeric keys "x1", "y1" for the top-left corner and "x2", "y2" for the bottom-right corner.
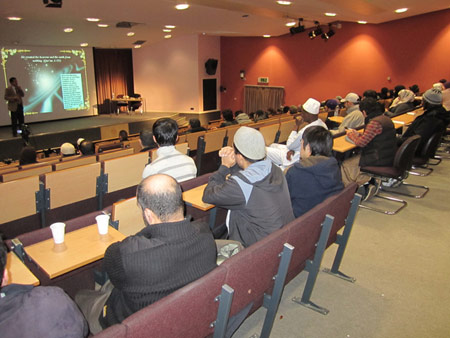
[{"x1": 10, "y1": 104, "x2": 24, "y2": 136}]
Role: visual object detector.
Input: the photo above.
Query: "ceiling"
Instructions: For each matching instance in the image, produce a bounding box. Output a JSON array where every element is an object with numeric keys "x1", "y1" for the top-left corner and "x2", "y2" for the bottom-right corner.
[{"x1": 0, "y1": 0, "x2": 449, "y2": 49}]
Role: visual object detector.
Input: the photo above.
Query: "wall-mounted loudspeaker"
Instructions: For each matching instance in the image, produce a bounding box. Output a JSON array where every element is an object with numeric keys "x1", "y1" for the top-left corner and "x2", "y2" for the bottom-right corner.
[{"x1": 205, "y1": 58, "x2": 218, "y2": 75}]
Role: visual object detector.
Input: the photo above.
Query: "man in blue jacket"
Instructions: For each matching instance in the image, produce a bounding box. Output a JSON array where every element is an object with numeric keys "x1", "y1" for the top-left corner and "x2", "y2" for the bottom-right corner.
[{"x1": 285, "y1": 126, "x2": 344, "y2": 218}]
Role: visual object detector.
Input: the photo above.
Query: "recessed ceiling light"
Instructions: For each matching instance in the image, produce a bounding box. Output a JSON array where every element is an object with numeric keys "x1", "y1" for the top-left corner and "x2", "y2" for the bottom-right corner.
[
  {"x1": 127, "y1": 32, "x2": 135, "y2": 37},
  {"x1": 164, "y1": 34, "x2": 172, "y2": 39},
  {"x1": 395, "y1": 8, "x2": 408, "y2": 13},
  {"x1": 175, "y1": 3, "x2": 190, "y2": 10},
  {"x1": 97, "y1": 24, "x2": 109, "y2": 28},
  {"x1": 165, "y1": 25, "x2": 176, "y2": 29},
  {"x1": 7, "y1": 17, "x2": 22, "y2": 21},
  {"x1": 86, "y1": 18, "x2": 100, "y2": 22},
  {"x1": 325, "y1": 13, "x2": 336, "y2": 17},
  {"x1": 263, "y1": 35, "x2": 271, "y2": 38},
  {"x1": 163, "y1": 29, "x2": 172, "y2": 32},
  {"x1": 134, "y1": 45, "x2": 142, "y2": 49},
  {"x1": 286, "y1": 21, "x2": 296, "y2": 27},
  {"x1": 63, "y1": 27, "x2": 73, "y2": 33},
  {"x1": 80, "y1": 43, "x2": 89, "y2": 47},
  {"x1": 358, "y1": 20, "x2": 367, "y2": 24},
  {"x1": 276, "y1": 1, "x2": 292, "y2": 5}
]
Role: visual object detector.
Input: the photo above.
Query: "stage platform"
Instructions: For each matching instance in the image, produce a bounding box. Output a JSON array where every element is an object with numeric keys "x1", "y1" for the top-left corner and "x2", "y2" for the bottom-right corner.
[{"x1": 0, "y1": 110, "x2": 220, "y2": 161}]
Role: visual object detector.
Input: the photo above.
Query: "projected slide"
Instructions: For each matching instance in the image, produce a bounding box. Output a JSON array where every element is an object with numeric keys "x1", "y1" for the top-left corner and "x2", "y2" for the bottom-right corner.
[{"x1": 1, "y1": 46, "x2": 97, "y2": 126}]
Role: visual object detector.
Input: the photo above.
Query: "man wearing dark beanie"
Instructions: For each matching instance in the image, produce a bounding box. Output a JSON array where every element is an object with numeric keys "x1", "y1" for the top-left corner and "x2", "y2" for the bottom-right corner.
[{"x1": 203, "y1": 126, "x2": 294, "y2": 248}]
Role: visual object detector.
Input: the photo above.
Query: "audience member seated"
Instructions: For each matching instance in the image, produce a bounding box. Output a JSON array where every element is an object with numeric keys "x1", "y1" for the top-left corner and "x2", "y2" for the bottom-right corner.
[
  {"x1": 60, "y1": 142, "x2": 77, "y2": 157},
  {"x1": 442, "y1": 82, "x2": 450, "y2": 111},
  {"x1": 19, "y1": 146, "x2": 37, "y2": 165},
  {"x1": 392, "y1": 85, "x2": 406, "y2": 100},
  {"x1": 142, "y1": 118, "x2": 197, "y2": 182},
  {"x1": 285, "y1": 126, "x2": 344, "y2": 218},
  {"x1": 76, "y1": 175, "x2": 217, "y2": 333},
  {"x1": 282, "y1": 106, "x2": 290, "y2": 114},
  {"x1": 324, "y1": 99, "x2": 339, "y2": 118},
  {"x1": 0, "y1": 236, "x2": 88, "y2": 338},
  {"x1": 118, "y1": 130, "x2": 128, "y2": 142},
  {"x1": 409, "y1": 84, "x2": 420, "y2": 96},
  {"x1": 399, "y1": 88, "x2": 448, "y2": 155},
  {"x1": 288, "y1": 105, "x2": 298, "y2": 115},
  {"x1": 341, "y1": 97, "x2": 397, "y2": 197},
  {"x1": 363, "y1": 89, "x2": 379, "y2": 100},
  {"x1": 184, "y1": 118, "x2": 206, "y2": 134},
  {"x1": 203, "y1": 126, "x2": 294, "y2": 248},
  {"x1": 219, "y1": 109, "x2": 238, "y2": 128},
  {"x1": 330, "y1": 93, "x2": 365, "y2": 135},
  {"x1": 266, "y1": 98, "x2": 328, "y2": 170},
  {"x1": 386, "y1": 89, "x2": 416, "y2": 117},
  {"x1": 379, "y1": 87, "x2": 392, "y2": 100},
  {"x1": 79, "y1": 140, "x2": 95, "y2": 156},
  {"x1": 254, "y1": 109, "x2": 268, "y2": 122},
  {"x1": 235, "y1": 110, "x2": 251, "y2": 124},
  {"x1": 139, "y1": 129, "x2": 157, "y2": 152}
]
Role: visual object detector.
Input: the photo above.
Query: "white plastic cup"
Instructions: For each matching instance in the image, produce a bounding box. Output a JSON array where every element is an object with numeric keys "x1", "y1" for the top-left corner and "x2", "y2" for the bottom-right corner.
[
  {"x1": 96, "y1": 214, "x2": 110, "y2": 235},
  {"x1": 50, "y1": 222, "x2": 66, "y2": 244}
]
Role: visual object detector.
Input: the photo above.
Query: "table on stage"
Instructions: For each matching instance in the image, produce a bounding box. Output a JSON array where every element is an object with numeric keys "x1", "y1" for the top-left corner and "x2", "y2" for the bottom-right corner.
[
  {"x1": 6, "y1": 252, "x2": 40, "y2": 286},
  {"x1": 24, "y1": 225, "x2": 126, "y2": 279},
  {"x1": 182, "y1": 183, "x2": 217, "y2": 229},
  {"x1": 110, "y1": 97, "x2": 145, "y2": 114}
]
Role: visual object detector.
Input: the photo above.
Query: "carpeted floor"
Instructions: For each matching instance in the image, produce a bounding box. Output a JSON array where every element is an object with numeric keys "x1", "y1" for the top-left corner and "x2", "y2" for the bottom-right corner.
[{"x1": 232, "y1": 158, "x2": 450, "y2": 338}]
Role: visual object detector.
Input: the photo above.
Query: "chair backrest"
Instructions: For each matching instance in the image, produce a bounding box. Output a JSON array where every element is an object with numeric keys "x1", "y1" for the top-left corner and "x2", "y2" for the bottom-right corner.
[
  {"x1": 203, "y1": 129, "x2": 227, "y2": 154},
  {"x1": 112, "y1": 197, "x2": 145, "y2": 236},
  {"x1": 225, "y1": 125, "x2": 240, "y2": 146},
  {"x1": 419, "y1": 131, "x2": 444, "y2": 159},
  {"x1": 53, "y1": 155, "x2": 97, "y2": 171},
  {"x1": 102, "y1": 152, "x2": 149, "y2": 193},
  {"x1": 186, "y1": 131, "x2": 206, "y2": 151},
  {"x1": 175, "y1": 142, "x2": 189, "y2": 155},
  {"x1": 177, "y1": 134, "x2": 187, "y2": 144},
  {"x1": 97, "y1": 148, "x2": 134, "y2": 162},
  {"x1": 394, "y1": 135, "x2": 421, "y2": 173},
  {"x1": 278, "y1": 120, "x2": 296, "y2": 143},
  {"x1": 127, "y1": 138, "x2": 142, "y2": 153},
  {"x1": 1, "y1": 165, "x2": 52, "y2": 183},
  {"x1": 259, "y1": 123, "x2": 280, "y2": 146},
  {"x1": 44, "y1": 162, "x2": 101, "y2": 209},
  {"x1": 96, "y1": 141, "x2": 122, "y2": 153},
  {"x1": 0, "y1": 176, "x2": 40, "y2": 224}
]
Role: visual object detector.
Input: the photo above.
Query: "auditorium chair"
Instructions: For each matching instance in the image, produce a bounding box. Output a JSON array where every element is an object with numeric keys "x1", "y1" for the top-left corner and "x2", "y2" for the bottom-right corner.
[{"x1": 410, "y1": 131, "x2": 444, "y2": 176}]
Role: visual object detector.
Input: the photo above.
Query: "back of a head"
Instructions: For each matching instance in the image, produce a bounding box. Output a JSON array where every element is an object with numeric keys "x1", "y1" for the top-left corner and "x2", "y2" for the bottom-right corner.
[
  {"x1": 363, "y1": 89, "x2": 378, "y2": 100},
  {"x1": 233, "y1": 126, "x2": 266, "y2": 163},
  {"x1": 0, "y1": 235, "x2": 7, "y2": 287},
  {"x1": 222, "y1": 109, "x2": 234, "y2": 122},
  {"x1": 394, "y1": 85, "x2": 406, "y2": 97},
  {"x1": 302, "y1": 126, "x2": 333, "y2": 157},
  {"x1": 360, "y1": 97, "x2": 383, "y2": 120},
  {"x1": 153, "y1": 118, "x2": 178, "y2": 146},
  {"x1": 119, "y1": 130, "x2": 128, "y2": 141},
  {"x1": 189, "y1": 118, "x2": 201, "y2": 129},
  {"x1": 137, "y1": 174, "x2": 184, "y2": 223},
  {"x1": 79, "y1": 140, "x2": 95, "y2": 155},
  {"x1": 289, "y1": 105, "x2": 298, "y2": 114},
  {"x1": 283, "y1": 106, "x2": 290, "y2": 114},
  {"x1": 19, "y1": 146, "x2": 37, "y2": 165},
  {"x1": 409, "y1": 84, "x2": 420, "y2": 94},
  {"x1": 422, "y1": 88, "x2": 443, "y2": 108},
  {"x1": 140, "y1": 129, "x2": 156, "y2": 148},
  {"x1": 60, "y1": 142, "x2": 76, "y2": 156}
]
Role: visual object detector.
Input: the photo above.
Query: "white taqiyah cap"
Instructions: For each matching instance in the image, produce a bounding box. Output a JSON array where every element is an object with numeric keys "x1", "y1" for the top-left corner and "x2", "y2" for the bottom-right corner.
[{"x1": 302, "y1": 98, "x2": 320, "y2": 115}]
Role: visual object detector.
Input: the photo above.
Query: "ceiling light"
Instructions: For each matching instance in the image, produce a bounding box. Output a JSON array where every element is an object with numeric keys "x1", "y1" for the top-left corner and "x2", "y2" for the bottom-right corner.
[
  {"x1": 289, "y1": 18, "x2": 305, "y2": 35},
  {"x1": 263, "y1": 35, "x2": 271, "y2": 38},
  {"x1": 175, "y1": 2, "x2": 190, "y2": 10},
  {"x1": 277, "y1": 1, "x2": 292, "y2": 5},
  {"x1": 97, "y1": 23, "x2": 109, "y2": 28},
  {"x1": 395, "y1": 8, "x2": 408, "y2": 13},
  {"x1": 86, "y1": 18, "x2": 100, "y2": 22},
  {"x1": 134, "y1": 45, "x2": 142, "y2": 49},
  {"x1": 325, "y1": 13, "x2": 336, "y2": 17},
  {"x1": 80, "y1": 43, "x2": 89, "y2": 47},
  {"x1": 286, "y1": 20, "x2": 296, "y2": 27},
  {"x1": 127, "y1": 32, "x2": 135, "y2": 37},
  {"x1": 7, "y1": 17, "x2": 22, "y2": 21},
  {"x1": 164, "y1": 35, "x2": 172, "y2": 39},
  {"x1": 165, "y1": 25, "x2": 176, "y2": 29},
  {"x1": 63, "y1": 27, "x2": 73, "y2": 33},
  {"x1": 358, "y1": 20, "x2": 367, "y2": 24},
  {"x1": 163, "y1": 29, "x2": 172, "y2": 32},
  {"x1": 308, "y1": 21, "x2": 322, "y2": 40}
]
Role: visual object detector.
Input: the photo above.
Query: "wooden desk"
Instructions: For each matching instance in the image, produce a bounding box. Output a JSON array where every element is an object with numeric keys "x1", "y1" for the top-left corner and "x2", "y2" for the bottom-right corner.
[
  {"x1": 182, "y1": 184, "x2": 216, "y2": 229},
  {"x1": 392, "y1": 113, "x2": 416, "y2": 126},
  {"x1": 6, "y1": 252, "x2": 40, "y2": 286},
  {"x1": 25, "y1": 225, "x2": 126, "y2": 279},
  {"x1": 329, "y1": 116, "x2": 344, "y2": 124}
]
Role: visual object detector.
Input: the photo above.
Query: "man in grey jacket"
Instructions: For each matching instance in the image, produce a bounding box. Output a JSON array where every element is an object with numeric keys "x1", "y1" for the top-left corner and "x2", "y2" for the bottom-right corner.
[
  {"x1": 203, "y1": 126, "x2": 294, "y2": 247},
  {"x1": 330, "y1": 92, "x2": 365, "y2": 135}
]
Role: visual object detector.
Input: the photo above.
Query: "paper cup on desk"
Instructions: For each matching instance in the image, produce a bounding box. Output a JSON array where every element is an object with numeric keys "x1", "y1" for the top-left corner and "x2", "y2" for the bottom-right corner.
[
  {"x1": 50, "y1": 222, "x2": 66, "y2": 244},
  {"x1": 96, "y1": 214, "x2": 110, "y2": 235}
]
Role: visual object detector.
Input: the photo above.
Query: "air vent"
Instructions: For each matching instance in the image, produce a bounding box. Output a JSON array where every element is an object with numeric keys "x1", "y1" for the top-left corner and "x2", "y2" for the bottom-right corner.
[{"x1": 133, "y1": 40, "x2": 146, "y2": 45}]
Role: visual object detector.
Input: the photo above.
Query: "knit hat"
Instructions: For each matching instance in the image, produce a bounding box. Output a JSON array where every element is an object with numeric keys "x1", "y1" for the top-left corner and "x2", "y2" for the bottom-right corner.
[
  {"x1": 61, "y1": 142, "x2": 76, "y2": 155},
  {"x1": 397, "y1": 89, "x2": 415, "y2": 103},
  {"x1": 325, "y1": 99, "x2": 339, "y2": 110},
  {"x1": 342, "y1": 93, "x2": 359, "y2": 103},
  {"x1": 423, "y1": 88, "x2": 442, "y2": 105},
  {"x1": 233, "y1": 126, "x2": 266, "y2": 160},
  {"x1": 302, "y1": 98, "x2": 320, "y2": 115}
]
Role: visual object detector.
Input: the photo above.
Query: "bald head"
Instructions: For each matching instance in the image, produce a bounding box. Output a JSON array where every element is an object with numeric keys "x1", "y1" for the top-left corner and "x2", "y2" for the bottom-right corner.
[{"x1": 137, "y1": 174, "x2": 184, "y2": 224}]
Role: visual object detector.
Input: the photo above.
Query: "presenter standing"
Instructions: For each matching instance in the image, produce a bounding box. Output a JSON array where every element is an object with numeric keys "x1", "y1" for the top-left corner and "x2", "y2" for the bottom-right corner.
[{"x1": 4, "y1": 77, "x2": 25, "y2": 137}]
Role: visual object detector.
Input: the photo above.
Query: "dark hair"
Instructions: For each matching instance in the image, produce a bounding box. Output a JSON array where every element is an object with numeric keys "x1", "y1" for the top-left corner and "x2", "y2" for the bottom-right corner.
[
  {"x1": 302, "y1": 126, "x2": 333, "y2": 157},
  {"x1": 363, "y1": 89, "x2": 378, "y2": 99},
  {"x1": 283, "y1": 106, "x2": 290, "y2": 114},
  {"x1": 137, "y1": 176, "x2": 183, "y2": 222},
  {"x1": 0, "y1": 234, "x2": 7, "y2": 286},
  {"x1": 360, "y1": 97, "x2": 383, "y2": 122},
  {"x1": 235, "y1": 110, "x2": 243, "y2": 116},
  {"x1": 409, "y1": 84, "x2": 420, "y2": 94},
  {"x1": 439, "y1": 78, "x2": 447, "y2": 84},
  {"x1": 140, "y1": 129, "x2": 157, "y2": 148},
  {"x1": 189, "y1": 118, "x2": 201, "y2": 129},
  {"x1": 79, "y1": 140, "x2": 95, "y2": 155},
  {"x1": 152, "y1": 118, "x2": 178, "y2": 146},
  {"x1": 119, "y1": 130, "x2": 128, "y2": 141},
  {"x1": 289, "y1": 105, "x2": 298, "y2": 114},
  {"x1": 233, "y1": 144, "x2": 257, "y2": 164},
  {"x1": 394, "y1": 85, "x2": 405, "y2": 97},
  {"x1": 19, "y1": 146, "x2": 37, "y2": 165},
  {"x1": 9, "y1": 77, "x2": 16, "y2": 84},
  {"x1": 222, "y1": 109, "x2": 234, "y2": 122}
]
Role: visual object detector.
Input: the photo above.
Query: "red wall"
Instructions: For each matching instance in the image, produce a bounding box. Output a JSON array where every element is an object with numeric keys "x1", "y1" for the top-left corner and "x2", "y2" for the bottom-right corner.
[{"x1": 220, "y1": 9, "x2": 450, "y2": 111}]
